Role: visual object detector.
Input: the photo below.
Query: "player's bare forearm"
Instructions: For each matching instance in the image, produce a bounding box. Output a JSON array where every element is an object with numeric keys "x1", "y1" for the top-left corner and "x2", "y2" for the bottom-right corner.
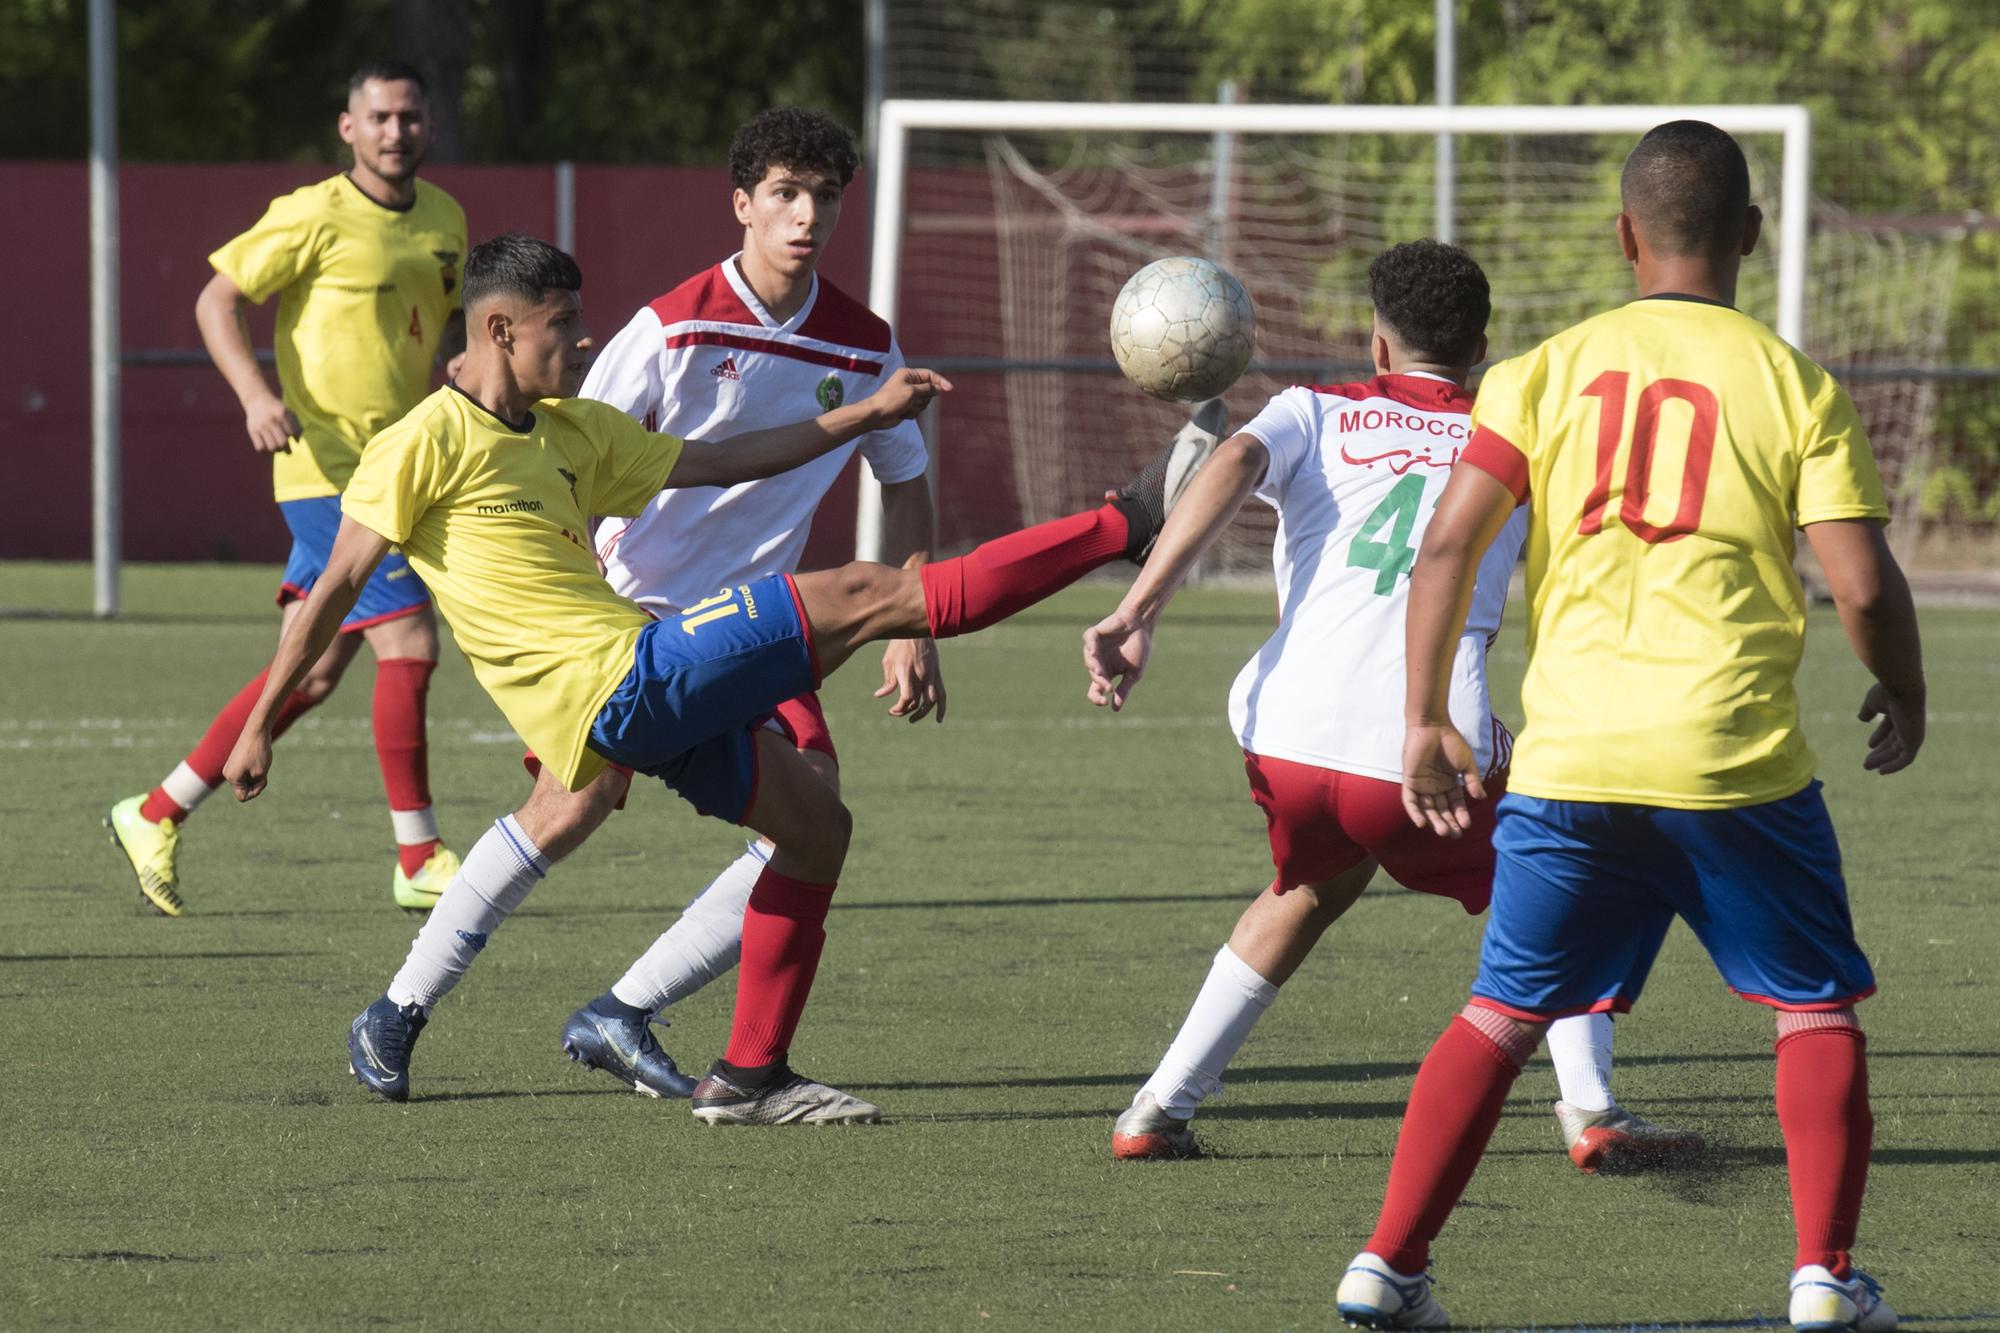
[
  {"x1": 196, "y1": 273, "x2": 277, "y2": 408},
  {"x1": 879, "y1": 476, "x2": 935, "y2": 570},
  {"x1": 1406, "y1": 465, "x2": 1518, "y2": 723},
  {"x1": 1120, "y1": 433, "x2": 1266, "y2": 622},
  {"x1": 671, "y1": 369, "x2": 952, "y2": 489},
  {"x1": 875, "y1": 479, "x2": 946, "y2": 720},
  {"x1": 1805, "y1": 518, "x2": 1925, "y2": 696}
]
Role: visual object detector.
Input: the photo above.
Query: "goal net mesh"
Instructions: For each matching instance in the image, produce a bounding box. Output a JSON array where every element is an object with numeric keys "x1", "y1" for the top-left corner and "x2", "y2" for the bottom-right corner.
[{"x1": 891, "y1": 126, "x2": 1960, "y2": 574}]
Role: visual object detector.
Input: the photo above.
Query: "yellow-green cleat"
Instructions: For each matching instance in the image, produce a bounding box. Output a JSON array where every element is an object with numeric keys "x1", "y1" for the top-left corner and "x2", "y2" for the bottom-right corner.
[
  {"x1": 104, "y1": 795, "x2": 185, "y2": 917},
  {"x1": 392, "y1": 845, "x2": 460, "y2": 912}
]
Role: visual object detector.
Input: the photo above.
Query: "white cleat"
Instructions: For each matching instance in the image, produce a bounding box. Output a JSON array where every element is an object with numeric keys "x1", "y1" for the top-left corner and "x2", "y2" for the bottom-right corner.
[
  {"x1": 1336, "y1": 1251, "x2": 1448, "y2": 1329},
  {"x1": 1789, "y1": 1265, "x2": 1897, "y2": 1332},
  {"x1": 1554, "y1": 1099, "x2": 1705, "y2": 1173}
]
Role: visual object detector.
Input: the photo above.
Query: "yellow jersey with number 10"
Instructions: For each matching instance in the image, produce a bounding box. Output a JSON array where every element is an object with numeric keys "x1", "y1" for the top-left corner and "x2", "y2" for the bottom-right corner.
[
  {"x1": 1461, "y1": 296, "x2": 1888, "y2": 809},
  {"x1": 342, "y1": 388, "x2": 685, "y2": 790},
  {"x1": 210, "y1": 175, "x2": 467, "y2": 502}
]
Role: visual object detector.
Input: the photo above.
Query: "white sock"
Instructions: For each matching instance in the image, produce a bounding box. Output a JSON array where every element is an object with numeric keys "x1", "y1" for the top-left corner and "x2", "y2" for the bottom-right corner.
[
  {"x1": 159, "y1": 761, "x2": 217, "y2": 816},
  {"x1": 1546, "y1": 1011, "x2": 1616, "y2": 1112},
  {"x1": 387, "y1": 815, "x2": 547, "y2": 1011},
  {"x1": 390, "y1": 806, "x2": 441, "y2": 847},
  {"x1": 1138, "y1": 944, "x2": 1280, "y2": 1119},
  {"x1": 609, "y1": 843, "x2": 765, "y2": 1012}
]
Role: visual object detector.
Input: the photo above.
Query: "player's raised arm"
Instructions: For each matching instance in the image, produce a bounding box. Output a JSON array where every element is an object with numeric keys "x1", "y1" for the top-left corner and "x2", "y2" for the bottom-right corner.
[
  {"x1": 223, "y1": 516, "x2": 393, "y2": 801},
  {"x1": 1803, "y1": 517, "x2": 1927, "y2": 774},
  {"x1": 1402, "y1": 462, "x2": 1518, "y2": 835},
  {"x1": 196, "y1": 269, "x2": 300, "y2": 455},
  {"x1": 666, "y1": 368, "x2": 951, "y2": 489},
  {"x1": 1083, "y1": 428, "x2": 1266, "y2": 711}
]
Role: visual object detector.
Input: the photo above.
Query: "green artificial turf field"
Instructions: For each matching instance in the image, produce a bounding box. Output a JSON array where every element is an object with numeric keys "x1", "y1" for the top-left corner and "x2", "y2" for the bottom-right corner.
[{"x1": 3, "y1": 561, "x2": 1996, "y2": 1331}]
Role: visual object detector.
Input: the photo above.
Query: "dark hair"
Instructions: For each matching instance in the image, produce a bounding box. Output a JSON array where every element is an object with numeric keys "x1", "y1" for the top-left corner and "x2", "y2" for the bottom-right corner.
[
  {"x1": 1367, "y1": 240, "x2": 1491, "y2": 366},
  {"x1": 728, "y1": 107, "x2": 861, "y2": 193},
  {"x1": 1620, "y1": 120, "x2": 1752, "y2": 258},
  {"x1": 462, "y1": 233, "x2": 582, "y2": 308},
  {"x1": 349, "y1": 59, "x2": 427, "y2": 97}
]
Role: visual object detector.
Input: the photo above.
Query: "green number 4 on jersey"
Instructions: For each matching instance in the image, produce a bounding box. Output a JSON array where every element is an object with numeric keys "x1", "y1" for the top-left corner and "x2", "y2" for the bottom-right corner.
[{"x1": 1345, "y1": 473, "x2": 1430, "y2": 596}]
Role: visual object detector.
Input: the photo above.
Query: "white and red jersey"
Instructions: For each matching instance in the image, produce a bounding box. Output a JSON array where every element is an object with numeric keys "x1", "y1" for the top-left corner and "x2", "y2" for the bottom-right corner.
[
  {"x1": 1227, "y1": 373, "x2": 1529, "y2": 782},
  {"x1": 581, "y1": 255, "x2": 929, "y2": 614}
]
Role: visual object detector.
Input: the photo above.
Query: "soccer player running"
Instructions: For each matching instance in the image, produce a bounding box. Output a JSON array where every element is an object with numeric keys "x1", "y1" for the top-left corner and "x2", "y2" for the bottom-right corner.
[
  {"x1": 106, "y1": 60, "x2": 468, "y2": 916},
  {"x1": 529, "y1": 108, "x2": 948, "y2": 1097},
  {"x1": 224, "y1": 233, "x2": 1198, "y2": 1126},
  {"x1": 1333, "y1": 122, "x2": 1922, "y2": 1332},
  {"x1": 1084, "y1": 240, "x2": 1693, "y2": 1172}
]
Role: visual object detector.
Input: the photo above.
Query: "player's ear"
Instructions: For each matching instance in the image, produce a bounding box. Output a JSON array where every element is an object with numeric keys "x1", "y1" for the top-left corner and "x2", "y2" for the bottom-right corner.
[
  {"x1": 483, "y1": 306, "x2": 512, "y2": 350},
  {"x1": 1615, "y1": 212, "x2": 1640, "y2": 264},
  {"x1": 1471, "y1": 333, "x2": 1488, "y2": 367},
  {"x1": 337, "y1": 109, "x2": 357, "y2": 146},
  {"x1": 732, "y1": 188, "x2": 754, "y2": 227},
  {"x1": 1740, "y1": 203, "x2": 1763, "y2": 258}
]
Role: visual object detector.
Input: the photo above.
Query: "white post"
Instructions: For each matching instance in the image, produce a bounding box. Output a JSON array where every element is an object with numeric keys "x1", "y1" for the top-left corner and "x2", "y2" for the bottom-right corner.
[
  {"x1": 90, "y1": 0, "x2": 120, "y2": 618},
  {"x1": 1776, "y1": 107, "x2": 1810, "y2": 350},
  {"x1": 1207, "y1": 81, "x2": 1238, "y2": 264},
  {"x1": 856, "y1": 110, "x2": 911, "y2": 563},
  {"x1": 1434, "y1": 0, "x2": 1456, "y2": 243},
  {"x1": 553, "y1": 160, "x2": 575, "y2": 254}
]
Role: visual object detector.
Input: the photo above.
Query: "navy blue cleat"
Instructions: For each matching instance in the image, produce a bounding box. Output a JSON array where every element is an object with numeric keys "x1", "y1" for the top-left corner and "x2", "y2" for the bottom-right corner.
[
  {"x1": 560, "y1": 994, "x2": 698, "y2": 1099},
  {"x1": 348, "y1": 995, "x2": 428, "y2": 1102}
]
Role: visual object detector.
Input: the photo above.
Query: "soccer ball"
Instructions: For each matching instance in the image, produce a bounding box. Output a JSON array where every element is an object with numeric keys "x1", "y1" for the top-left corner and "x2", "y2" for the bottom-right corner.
[{"x1": 1108, "y1": 256, "x2": 1255, "y2": 402}]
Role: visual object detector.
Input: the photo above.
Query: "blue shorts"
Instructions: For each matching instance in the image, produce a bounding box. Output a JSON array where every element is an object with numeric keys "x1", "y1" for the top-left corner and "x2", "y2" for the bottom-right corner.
[
  {"x1": 1472, "y1": 782, "x2": 1877, "y2": 1018},
  {"x1": 587, "y1": 575, "x2": 821, "y2": 824},
  {"x1": 277, "y1": 496, "x2": 431, "y2": 631}
]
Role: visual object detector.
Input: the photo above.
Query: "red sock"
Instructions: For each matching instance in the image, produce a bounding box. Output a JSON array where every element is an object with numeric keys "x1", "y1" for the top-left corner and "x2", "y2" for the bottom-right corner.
[
  {"x1": 1365, "y1": 1016, "x2": 1526, "y2": 1273},
  {"x1": 722, "y1": 867, "x2": 837, "y2": 1070},
  {"x1": 920, "y1": 503, "x2": 1133, "y2": 638},
  {"x1": 1777, "y1": 1025, "x2": 1872, "y2": 1276},
  {"x1": 373, "y1": 658, "x2": 439, "y2": 874},
  {"x1": 141, "y1": 670, "x2": 321, "y2": 824}
]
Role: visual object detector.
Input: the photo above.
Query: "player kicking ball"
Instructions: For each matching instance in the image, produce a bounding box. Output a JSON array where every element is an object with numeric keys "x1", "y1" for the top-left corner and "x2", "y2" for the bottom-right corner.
[
  {"x1": 1334, "y1": 123, "x2": 1920, "y2": 1332},
  {"x1": 1084, "y1": 240, "x2": 1695, "y2": 1173},
  {"x1": 506, "y1": 108, "x2": 948, "y2": 1100},
  {"x1": 106, "y1": 60, "x2": 467, "y2": 916},
  {"x1": 225, "y1": 233, "x2": 1200, "y2": 1126}
]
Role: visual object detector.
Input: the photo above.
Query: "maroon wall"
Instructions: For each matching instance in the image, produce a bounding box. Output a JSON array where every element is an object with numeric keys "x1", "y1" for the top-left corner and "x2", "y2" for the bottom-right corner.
[{"x1": 1, "y1": 162, "x2": 878, "y2": 565}]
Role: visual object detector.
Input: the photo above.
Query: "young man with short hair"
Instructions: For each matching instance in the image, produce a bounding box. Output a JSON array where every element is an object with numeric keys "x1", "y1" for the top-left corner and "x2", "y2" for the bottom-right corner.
[
  {"x1": 1084, "y1": 240, "x2": 1691, "y2": 1172},
  {"x1": 1334, "y1": 122, "x2": 1921, "y2": 1332},
  {"x1": 106, "y1": 60, "x2": 468, "y2": 915},
  {"x1": 225, "y1": 233, "x2": 1198, "y2": 1126}
]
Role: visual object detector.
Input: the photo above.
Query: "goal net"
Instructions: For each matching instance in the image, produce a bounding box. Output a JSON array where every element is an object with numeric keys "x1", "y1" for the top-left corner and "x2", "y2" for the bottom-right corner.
[{"x1": 868, "y1": 102, "x2": 1959, "y2": 574}]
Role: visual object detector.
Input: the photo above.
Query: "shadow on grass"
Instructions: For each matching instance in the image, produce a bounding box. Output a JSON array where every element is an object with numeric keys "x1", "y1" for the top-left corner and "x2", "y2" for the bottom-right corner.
[
  {"x1": 2, "y1": 950, "x2": 325, "y2": 963},
  {"x1": 868, "y1": 1060, "x2": 1423, "y2": 1092},
  {"x1": 1475, "y1": 1318, "x2": 2000, "y2": 1332},
  {"x1": 410, "y1": 1086, "x2": 635, "y2": 1104}
]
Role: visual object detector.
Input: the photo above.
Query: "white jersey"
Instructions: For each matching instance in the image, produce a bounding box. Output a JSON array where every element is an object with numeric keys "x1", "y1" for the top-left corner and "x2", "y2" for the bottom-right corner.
[
  {"x1": 582, "y1": 256, "x2": 929, "y2": 614},
  {"x1": 1227, "y1": 374, "x2": 1529, "y2": 782}
]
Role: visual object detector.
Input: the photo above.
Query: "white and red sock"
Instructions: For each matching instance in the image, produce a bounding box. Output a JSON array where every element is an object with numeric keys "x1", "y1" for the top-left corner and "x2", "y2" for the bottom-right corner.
[
  {"x1": 373, "y1": 658, "x2": 440, "y2": 875},
  {"x1": 1544, "y1": 1011, "x2": 1616, "y2": 1112},
  {"x1": 1139, "y1": 944, "x2": 1278, "y2": 1118},
  {"x1": 141, "y1": 669, "x2": 320, "y2": 825},
  {"x1": 1776, "y1": 1010, "x2": 1871, "y2": 1277}
]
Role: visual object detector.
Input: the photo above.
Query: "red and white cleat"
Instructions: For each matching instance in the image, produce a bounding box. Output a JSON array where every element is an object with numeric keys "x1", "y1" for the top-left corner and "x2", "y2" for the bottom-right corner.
[
  {"x1": 1555, "y1": 1099, "x2": 1705, "y2": 1173},
  {"x1": 1111, "y1": 1092, "x2": 1200, "y2": 1160}
]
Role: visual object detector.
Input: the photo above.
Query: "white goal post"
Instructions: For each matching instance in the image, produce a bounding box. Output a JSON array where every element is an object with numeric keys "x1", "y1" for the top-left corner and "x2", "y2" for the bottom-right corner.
[{"x1": 856, "y1": 99, "x2": 1811, "y2": 560}]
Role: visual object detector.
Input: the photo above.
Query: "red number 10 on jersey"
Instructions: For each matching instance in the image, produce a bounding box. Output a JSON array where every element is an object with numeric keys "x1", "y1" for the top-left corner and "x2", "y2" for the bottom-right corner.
[{"x1": 1576, "y1": 371, "x2": 1718, "y2": 544}]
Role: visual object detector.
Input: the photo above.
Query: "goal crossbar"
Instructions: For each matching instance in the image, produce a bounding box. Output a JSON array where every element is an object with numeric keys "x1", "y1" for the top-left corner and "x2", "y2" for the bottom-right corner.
[{"x1": 858, "y1": 99, "x2": 1812, "y2": 559}]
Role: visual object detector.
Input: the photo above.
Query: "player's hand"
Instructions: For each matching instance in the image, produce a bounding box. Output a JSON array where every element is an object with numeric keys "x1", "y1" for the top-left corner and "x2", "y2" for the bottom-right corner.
[
  {"x1": 1858, "y1": 680, "x2": 1925, "y2": 775},
  {"x1": 244, "y1": 391, "x2": 300, "y2": 455},
  {"x1": 1083, "y1": 608, "x2": 1153, "y2": 710},
  {"x1": 862, "y1": 368, "x2": 953, "y2": 429},
  {"x1": 1402, "y1": 722, "x2": 1485, "y2": 838},
  {"x1": 224, "y1": 729, "x2": 275, "y2": 802},
  {"x1": 875, "y1": 637, "x2": 947, "y2": 723}
]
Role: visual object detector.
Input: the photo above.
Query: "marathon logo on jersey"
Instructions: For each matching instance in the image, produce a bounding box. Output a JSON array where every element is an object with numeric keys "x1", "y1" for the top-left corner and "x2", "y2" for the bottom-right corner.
[
  {"x1": 476, "y1": 499, "x2": 545, "y2": 515},
  {"x1": 710, "y1": 355, "x2": 743, "y2": 381},
  {"x1": 1336, "y1": 403, "x2": 1470, "y2": 475}
]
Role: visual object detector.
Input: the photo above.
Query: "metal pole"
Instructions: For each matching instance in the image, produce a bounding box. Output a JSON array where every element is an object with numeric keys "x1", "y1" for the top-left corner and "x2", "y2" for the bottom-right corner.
[
  {"x1": 90, "y1": 0, "x2": 120, "y2": 618},
  {"x1": 863, "y1": 0, "x2": 886, "y2": 162},
  {"x1": 553, "y1": 160, "x2": 575, "y2": 254},
  {"x1": 1435, "y1": 0, "x2": 1456, "y2": 243},
  {"x1": 1207, "y1": 81, "x2": 1238, "y2": 264},
  {"x1": 856, "y1": 108, "x2": 910, "y2": 563},
  {"x1": 1776, "y1": 108, "x2": 1811, "y2": 350}
]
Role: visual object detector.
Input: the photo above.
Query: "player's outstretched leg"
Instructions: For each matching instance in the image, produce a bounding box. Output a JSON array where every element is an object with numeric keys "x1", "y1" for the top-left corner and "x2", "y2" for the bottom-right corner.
[
  {"x1": 688, "y1": 732, "x2": 879, "y2": 1126},
  {"x1": 107, "y1": 664, "x2": 333, "y2": 916},
  {"x1": 1337, "y1": 1005, "x2": 1545, "y2": 1330},
  {"x1": 1776, "y1": 1008, "x2": 1895, "y2": 1332},
  {"x1": 1116, "y1": 865, "x2": 1370, "y2": 1161}
]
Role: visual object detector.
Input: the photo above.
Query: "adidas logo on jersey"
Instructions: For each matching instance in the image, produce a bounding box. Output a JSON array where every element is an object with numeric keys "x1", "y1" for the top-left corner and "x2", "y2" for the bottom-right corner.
[{"x1": 709, "y1": 355, "x2": 742, "y2": 381}]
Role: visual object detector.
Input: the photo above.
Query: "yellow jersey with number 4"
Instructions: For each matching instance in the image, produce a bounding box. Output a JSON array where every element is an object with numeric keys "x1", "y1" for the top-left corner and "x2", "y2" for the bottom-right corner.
[
  {"x1": 342, "y1": 388, "x2": 684, "y2": 789},
  {"x1": 210, "y1": 175, "x2": 466, "y2": 501},
  {"x1": 1461, "y1": 295, "x2": 1888, "y2": 809}
]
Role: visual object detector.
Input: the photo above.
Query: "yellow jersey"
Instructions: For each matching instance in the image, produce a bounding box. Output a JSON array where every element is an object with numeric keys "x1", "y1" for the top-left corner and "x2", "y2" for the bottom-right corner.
[
  {"x1": 342, "y1": 388, "x2": 685, "y2": 789},
  {"x1": 1462, "y1": 295, "x2": 1888, "y2": 809},
  {"x1": 210, "y1": 175, "x2": 467, "y2": 501}
]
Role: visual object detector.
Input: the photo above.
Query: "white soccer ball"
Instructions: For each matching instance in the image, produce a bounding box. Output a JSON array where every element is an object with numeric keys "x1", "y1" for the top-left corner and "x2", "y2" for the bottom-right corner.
[{"x1": 1108, "y1": 256, "x2": 1255, "y2": 403}]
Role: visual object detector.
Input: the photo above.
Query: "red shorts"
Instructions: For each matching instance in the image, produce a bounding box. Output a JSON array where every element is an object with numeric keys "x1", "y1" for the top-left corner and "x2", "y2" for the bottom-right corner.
[
  {"x1": 1242, "y1": 750, "x2": 1504, "y2": 914},
  {"x1": 519, "y1": 690, "x2": 836, "y2": 810}
]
